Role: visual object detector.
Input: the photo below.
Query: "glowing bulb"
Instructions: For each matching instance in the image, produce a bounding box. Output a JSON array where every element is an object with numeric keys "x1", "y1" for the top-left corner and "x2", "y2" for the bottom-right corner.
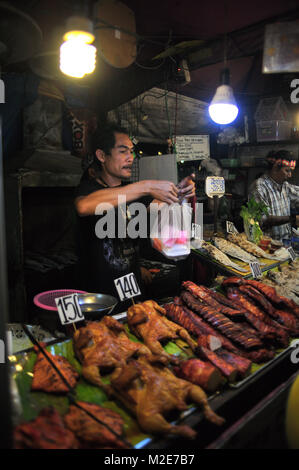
[
  {"x1": 60, "y1": 38, "x2": 96, "y2": 78},
  {"x1": 209, "y1": 103, "x2": 239, "y2": 125},
  {"x1": 209, "y1": 84, "x2": 239, "y2": 125}
]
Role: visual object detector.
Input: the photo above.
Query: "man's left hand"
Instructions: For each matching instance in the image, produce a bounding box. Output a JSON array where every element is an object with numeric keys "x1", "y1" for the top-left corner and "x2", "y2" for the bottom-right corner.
[
  {"x1": 177, "y1": 173, "x2": 196, "y2": 200},
  {"x1": 140, "y1": 266, "x2": 153, "y2": 285}
]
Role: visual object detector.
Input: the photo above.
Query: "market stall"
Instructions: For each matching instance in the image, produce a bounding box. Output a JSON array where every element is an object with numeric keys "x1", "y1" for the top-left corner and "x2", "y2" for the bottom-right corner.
[{"x1": 1, "y1": 0, "x2": 299, "y2": 452}]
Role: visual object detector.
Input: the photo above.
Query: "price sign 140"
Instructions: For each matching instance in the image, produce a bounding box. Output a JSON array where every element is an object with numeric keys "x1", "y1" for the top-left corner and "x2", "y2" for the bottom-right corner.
[
  {"x1": 249, "y1": 261, "x2": 262, "y2": 279},
  {"x1": 114, "y1": 273, "x2": 141, "y2": 302},
  {"x1": 55, "y1": 294, "x2": 85, "y2": 325}
]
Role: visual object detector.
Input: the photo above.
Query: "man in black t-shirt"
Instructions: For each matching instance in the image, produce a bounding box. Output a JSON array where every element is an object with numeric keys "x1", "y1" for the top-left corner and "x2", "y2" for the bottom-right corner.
[{"x1": 75, "y1": 123, "x2": 195, "y2": 310}]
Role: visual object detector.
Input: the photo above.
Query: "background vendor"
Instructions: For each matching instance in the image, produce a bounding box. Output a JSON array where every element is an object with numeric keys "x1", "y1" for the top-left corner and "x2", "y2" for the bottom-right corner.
[{"x1": 250, "y1": 150, "x2": 299, "y2": 241}]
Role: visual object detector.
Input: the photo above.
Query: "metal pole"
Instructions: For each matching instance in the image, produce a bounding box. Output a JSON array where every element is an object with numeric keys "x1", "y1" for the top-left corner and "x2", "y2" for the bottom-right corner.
[{"x1": 0, "y1": 112, "x2": 13, "y2": 449}]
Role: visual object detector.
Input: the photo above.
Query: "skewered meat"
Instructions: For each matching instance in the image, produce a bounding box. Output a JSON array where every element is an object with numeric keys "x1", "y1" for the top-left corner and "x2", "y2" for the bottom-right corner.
[
  {"x1": 127, "y1": 300, "x2": 197, "y2": 364},
  {"x1": 213, "y1": 237, "x2": 258, "y2": 263},
  {"x1": 197, "y1": 334, "x2": 222, "y2": 351},
  {"x1": 273, "y1": 310, "x2": 299, "y2": 334},
  {"x1": 182, "y1": 281, "x2": 245, "y2": 318},
  {"x1": 243, "y1": 348, "x2": 275, "y2": 363},
  {"x1": 64, "y1": 402, "x2": 127, "y2": 449},
  {"x1": 216, "y1": 349, "x2": 252, "y2": 378},
  {"x1": 227, "y1": 233, "x2": 276, "y2": 260},
  {"x1": 197, "y1": 345, "x2": 238, "y2": 382},
  {"x1": 31, "y1": 347, "x2": 79, "y2": 393},
  {"x1": 14, "y1": 408, "x2": 78, "y2": 449},
  {"x1": 226, "y1": 288, "x2": 289, "y2": 347},
  {"x1": 73, "y1": 317, "x2": 156, "y2": 393},
  {"x1": 222, "y1": 276, "x2": 244, "y2": 288},
  {"x1": 165, "y1": 303, "x2": 241, "y2": 354},
  {"x1": 222, "y1": 277, "x2": 299, "y2": 317},
  {"x1": 246, "y1": 280, "x2": 299, "y2": 318},
  {"x1": 174, "y1": 359, "x2": 224, "y2": 393},
  {"x1": 200, "y1": 241, "x2": 247, "y2": 272},
  {"x1": 238, "y1": 285, "x2": 276, "y2": 316},
  {"x1": 181, "y1": 291, "x2": 262, "y2": 350},
  {"x1": 237, "y1": 285, "x2": 299, "y2": 334},
  {"x1": 110, "y1": 356, "x2": 225, "y2": 437}
]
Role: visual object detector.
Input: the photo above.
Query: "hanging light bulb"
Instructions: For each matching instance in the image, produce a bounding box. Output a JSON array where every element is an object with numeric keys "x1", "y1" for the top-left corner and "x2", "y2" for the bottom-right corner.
[
  {"x1": 209, "y1": 68, "x2": 239, "y2": 125},
  {"x1": 60, "y1": 16, "x2": 97, "y2": 78}
]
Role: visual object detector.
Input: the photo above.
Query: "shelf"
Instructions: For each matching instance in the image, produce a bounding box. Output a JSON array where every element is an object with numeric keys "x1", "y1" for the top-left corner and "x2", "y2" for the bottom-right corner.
[{"x1": 237, "y1": 140, "x2": 299, "y2": 147}]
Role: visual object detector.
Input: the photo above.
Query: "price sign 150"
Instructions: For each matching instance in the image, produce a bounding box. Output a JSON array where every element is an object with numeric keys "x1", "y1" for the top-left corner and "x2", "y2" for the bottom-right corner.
[
  {"x1": 114, "y1": 273, "x2": 141, "y2": 302},
  {"x1": 55, "y1": 294, "x2": 85, "y2": 325}
]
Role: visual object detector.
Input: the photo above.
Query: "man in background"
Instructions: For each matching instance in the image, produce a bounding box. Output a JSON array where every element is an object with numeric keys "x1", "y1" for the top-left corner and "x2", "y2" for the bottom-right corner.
[{"x1": 250, "y1": 150, "x2": 299, "y2": 241}]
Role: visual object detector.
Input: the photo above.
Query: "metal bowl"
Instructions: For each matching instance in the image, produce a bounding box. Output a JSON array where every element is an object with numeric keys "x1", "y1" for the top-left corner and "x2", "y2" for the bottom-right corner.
[{"x1": 77, "y1": 293, "x2": 118, "y2": 318}]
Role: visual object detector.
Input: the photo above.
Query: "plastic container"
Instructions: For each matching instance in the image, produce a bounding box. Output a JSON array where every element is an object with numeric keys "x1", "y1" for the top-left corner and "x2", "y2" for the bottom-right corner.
[
  {"x1": 255, "y1": 97, "x2": 289, "y2": 121},
  {"x1": 255, "y1": 120, "x2": 291, "y2": 142}
]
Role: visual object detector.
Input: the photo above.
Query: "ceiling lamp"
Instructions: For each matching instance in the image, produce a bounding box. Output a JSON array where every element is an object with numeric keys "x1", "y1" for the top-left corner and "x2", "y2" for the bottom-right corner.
[
  {"x1": 208, "y1": 68, "x2": 239, "y2": 125},
  {"x1": 60, "y1": 16, "x2": 97, "y2": 78}
]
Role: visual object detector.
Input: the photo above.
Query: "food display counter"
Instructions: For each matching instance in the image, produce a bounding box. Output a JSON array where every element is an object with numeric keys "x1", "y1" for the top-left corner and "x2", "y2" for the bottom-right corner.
[{"x1": 9, "y1": 259, "x2": 299, "y2": 449}]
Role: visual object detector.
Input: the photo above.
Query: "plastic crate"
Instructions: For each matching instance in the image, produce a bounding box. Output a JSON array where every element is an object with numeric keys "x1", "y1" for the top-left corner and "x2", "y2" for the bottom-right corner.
[{"x1": 256, "y1": 120, "x2": 291, "y2": 142}]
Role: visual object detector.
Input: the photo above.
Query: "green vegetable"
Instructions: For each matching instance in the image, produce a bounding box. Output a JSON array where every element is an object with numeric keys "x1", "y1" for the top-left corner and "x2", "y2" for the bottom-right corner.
[{"x1": 240, "y1": 198, "x2": 269, "y2": 244}]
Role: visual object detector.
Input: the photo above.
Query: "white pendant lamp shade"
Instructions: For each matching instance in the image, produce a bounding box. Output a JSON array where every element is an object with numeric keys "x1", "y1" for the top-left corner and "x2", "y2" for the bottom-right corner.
[
  {"x1": 59, "y1": 16, "x2": 97, "y2": 78},
  {"x1": 209, "y1": 67, "x2": 239, "y2": 125}
]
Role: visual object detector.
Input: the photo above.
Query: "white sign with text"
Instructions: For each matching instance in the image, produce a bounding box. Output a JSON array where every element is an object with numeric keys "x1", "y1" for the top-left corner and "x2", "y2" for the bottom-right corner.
[
  {"x1": 55, "y1": 294, "x2": 85, "y2": 325},
  {"x1": 114, "y1": 273, "x2": 141, "y2": 302}
]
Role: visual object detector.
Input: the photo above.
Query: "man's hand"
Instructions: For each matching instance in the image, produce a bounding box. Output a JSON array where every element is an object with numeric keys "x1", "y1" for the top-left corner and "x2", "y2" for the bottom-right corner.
[
  {"x1": 177, "y1": 173, "x2": 196, "y2": 200},
  {"x1": 140, "y1": 266, "x2": 153, "y2": 285},
  {"x1": 147, "y1": 180, "x2": 179, "y2": 204}
]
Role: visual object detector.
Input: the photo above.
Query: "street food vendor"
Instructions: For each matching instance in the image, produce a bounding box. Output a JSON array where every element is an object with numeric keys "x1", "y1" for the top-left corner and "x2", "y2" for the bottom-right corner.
[
  {"x1": 250, "y1": 150, "x2": 299, "y2": 241},
  {"x1": 74, "y1": 122, "x2": 195, "y2": 306}
]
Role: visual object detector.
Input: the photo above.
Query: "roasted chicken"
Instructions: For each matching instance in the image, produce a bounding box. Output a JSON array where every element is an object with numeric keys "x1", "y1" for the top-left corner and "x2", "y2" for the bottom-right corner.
[
  {"x1": 109, "y1": 356, "x2": 224, "y2": 438},
  {"x1": 73, "y1": 317, "x2": 158, "y2": 392},
  {"x1": 127, "y1": 300, "x2": 197, "y2": 364}
]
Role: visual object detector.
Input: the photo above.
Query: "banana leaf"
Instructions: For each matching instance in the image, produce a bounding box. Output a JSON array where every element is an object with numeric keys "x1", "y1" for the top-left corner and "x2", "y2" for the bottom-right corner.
[{"x1": 11, "y1": 330, "x2": 193, "y2": 448}]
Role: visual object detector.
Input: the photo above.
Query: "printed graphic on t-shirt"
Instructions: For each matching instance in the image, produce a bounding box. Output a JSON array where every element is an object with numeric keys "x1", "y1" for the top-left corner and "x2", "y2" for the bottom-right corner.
[{"x1": 102, "y1": 238, "x2": 137, "y2": 274}]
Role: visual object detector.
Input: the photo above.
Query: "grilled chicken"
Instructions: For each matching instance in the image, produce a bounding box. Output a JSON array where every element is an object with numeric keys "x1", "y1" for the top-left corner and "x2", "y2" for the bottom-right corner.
[
  {"x1": 73, "y1": 317, "x2": 157, "y2": 393},
  {"x1": 110, "y1": 356, "x2": 225, "y2": 437},
  {"x1": 64, "y1": 401, "x2": 127, "y2": 449},
  {"x1": 127, "y1": 300, "x2": 198, "y2": 364},
  {"x1": 31, "y1": 348, "x2": 79, "y2": 393},
  {"x1": 14, "y1": 408, "x2": 78, "y2": 449}
]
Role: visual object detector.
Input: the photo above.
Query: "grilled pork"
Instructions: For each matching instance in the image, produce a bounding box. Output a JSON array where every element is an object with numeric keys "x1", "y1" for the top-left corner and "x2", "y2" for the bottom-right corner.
[
  {"x1": 14, "y1": 408, "x2": 78, "y2": 449},
  {"x1": 31, "y1": 348, "x2": 79, "y2": 393},
  {"x1": 64, "y1": 401, "x2": 127, "y2": 449}
]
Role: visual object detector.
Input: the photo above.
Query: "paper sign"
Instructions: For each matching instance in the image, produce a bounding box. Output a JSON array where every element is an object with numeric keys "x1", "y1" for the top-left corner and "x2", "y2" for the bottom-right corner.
[
  {"x1": 114, "y1": 273, "x2": 141, "y2": 302},
  {"x1": 226, "y1": 221, "x2": 239, "y2": 234},
  {"x1": 249, "y1": 262, "x2": 262, "y2": 279},
  {"x1": 176, "y1": 135, "x2": 210, "y2": 161},
  {"x1": 55, "y1": 294, "x2": 85, "y2": 325},
  {"x1": 288, "y1": 247, "x2": 297, "y2": 261}
]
